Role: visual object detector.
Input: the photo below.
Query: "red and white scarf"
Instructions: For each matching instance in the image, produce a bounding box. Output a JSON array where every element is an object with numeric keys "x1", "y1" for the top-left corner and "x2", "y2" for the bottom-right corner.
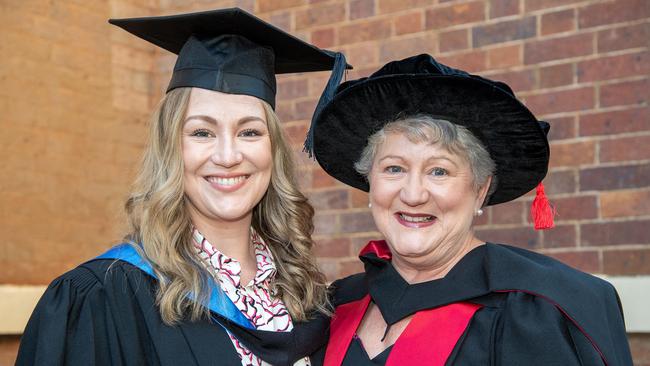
[{"x1": 193, "y1": 228, "x2": 310, "y2": 366}]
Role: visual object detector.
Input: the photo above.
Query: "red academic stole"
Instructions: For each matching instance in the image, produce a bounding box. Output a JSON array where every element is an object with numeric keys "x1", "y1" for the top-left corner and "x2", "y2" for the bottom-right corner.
[{"x1": 324, "y1": 295, "x2": 482, "y2": 366}]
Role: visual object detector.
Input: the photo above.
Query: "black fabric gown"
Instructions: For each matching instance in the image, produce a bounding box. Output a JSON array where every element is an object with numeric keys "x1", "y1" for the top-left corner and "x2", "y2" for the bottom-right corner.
[
  {"x1": 16, "y1": 258, "x2": 328, "y2": 366},
  {"x1": 311, "y1": 241, "x2": 633, "y2": 366}
]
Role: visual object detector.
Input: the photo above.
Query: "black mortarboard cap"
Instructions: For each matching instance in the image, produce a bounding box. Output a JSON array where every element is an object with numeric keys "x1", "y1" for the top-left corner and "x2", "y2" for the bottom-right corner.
[{"x1": 109, "y1": 8, "x2": 349, "y2": 109}]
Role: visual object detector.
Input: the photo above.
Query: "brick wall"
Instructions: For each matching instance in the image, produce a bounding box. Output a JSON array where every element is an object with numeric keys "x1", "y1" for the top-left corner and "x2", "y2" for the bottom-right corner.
[
  {"x1": 0, "y1": 0, "x2": 159, "y2": 363},
  {"x1": 1, "y1": 0, "x2": 648, "y2": 364},
  {"x1": 1, "y1": 0, "x2": 160, "y2": 285},
  {"x1": 243, "y1": 0, "x2": 650, "y2": 282}
]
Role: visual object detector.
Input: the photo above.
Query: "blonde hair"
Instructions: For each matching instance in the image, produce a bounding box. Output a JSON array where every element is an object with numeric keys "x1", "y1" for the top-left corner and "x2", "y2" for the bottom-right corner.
[{"x1": 124, "y1": 87, "x2": 329, "y2": 324}]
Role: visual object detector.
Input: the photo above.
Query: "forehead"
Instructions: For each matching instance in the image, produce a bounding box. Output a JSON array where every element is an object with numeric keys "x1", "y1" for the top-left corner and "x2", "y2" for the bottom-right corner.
[
  {"x1": 376, "y1": 132, "x2": 457, "y2": 157},
  {"x1": 186, "y1": 88, "x2": 265, "y2": 119}
]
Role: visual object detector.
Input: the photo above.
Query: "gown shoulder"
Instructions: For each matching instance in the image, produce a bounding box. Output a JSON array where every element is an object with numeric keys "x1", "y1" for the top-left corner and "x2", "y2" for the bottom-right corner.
[
  {"x1": 486, "y1": 243, "x2": 632, "y2": 366},
  {"x1": 329, "y1": 272, "x2": 367, "y2": 307},
  {"x1": 15, "y1": 259, "x2": 177, "y2": 366},
  {"x1": 18, "y1": 257, "x2": 329, "y2": 366}
]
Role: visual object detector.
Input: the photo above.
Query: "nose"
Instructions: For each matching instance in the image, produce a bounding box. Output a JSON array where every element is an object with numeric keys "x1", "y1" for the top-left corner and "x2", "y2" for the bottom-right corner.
[
  {"x1": 209, "y1": 135, "x2": 243, "y2": 167},
  {"x1": 400, "y1": 173, "x2": 430, "y2": 207}
]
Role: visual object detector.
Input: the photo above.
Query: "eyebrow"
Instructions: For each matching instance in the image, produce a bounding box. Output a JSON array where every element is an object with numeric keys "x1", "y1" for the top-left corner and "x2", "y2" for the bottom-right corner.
[
  {"x1": 184, "y1": 115, "x2": 266, "y2": 126},
  {"x1": 427, "y1": 155, "x2": 459, "y2": 168},
  {"x1": 378, "y1": 154, "x2": 459, "y2": 167},
  {"x1": 377, "y1": 155, "x2": 406, "y2": 163}
]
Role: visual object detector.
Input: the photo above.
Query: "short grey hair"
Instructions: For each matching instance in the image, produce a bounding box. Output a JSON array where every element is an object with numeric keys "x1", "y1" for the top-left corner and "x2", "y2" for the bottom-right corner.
[{"x1": 354, "y1": 115, "x2": 498, "y2": 205}]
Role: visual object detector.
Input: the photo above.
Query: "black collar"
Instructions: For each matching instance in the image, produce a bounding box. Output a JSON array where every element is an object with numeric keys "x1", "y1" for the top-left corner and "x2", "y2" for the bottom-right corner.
[{"x1": 362, "y1": 243, "x2": 491, "y2": 325}]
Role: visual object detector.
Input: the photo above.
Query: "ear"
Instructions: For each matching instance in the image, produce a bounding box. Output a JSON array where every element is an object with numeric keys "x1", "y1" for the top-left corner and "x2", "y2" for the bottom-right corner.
[{"x1": 476, "y1": 176, "x2": 492, "y2": 209}]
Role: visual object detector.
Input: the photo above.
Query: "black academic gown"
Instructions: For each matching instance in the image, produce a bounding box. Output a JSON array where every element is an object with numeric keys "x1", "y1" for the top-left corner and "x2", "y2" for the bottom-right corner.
[
  {"x1": 312, "y1": 241, "x2": 633, "y2": 366},
  {"x1": 16, "y1": 258, "x2": 328, "y2": 366}
]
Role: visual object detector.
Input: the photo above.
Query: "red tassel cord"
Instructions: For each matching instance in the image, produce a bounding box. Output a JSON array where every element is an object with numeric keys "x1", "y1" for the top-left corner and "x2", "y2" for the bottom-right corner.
[{"x1": 530, "y1": 182, "x2": 555, "y2": 230}]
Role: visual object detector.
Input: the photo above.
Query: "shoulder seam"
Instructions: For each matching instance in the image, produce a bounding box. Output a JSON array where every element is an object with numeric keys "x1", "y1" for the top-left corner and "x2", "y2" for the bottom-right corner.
[{"x1": 79, "y1": 259, "x2": 123, "y2": 286}]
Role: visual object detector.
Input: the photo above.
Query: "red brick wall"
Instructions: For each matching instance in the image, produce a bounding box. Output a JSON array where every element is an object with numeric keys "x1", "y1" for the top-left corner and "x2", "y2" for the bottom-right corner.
[
  {"x1": 1, "y1": 0, "x2": 649, "y2": 364},
  {"x1": 1, "y1": 0, "x2": 159, "y2": 286},
  {"x1": 248, "y1": 0, "x2": 650, "y2": 282},
  {"x1": 0, "y1": 0, "x2": 159, "y2": 363}
]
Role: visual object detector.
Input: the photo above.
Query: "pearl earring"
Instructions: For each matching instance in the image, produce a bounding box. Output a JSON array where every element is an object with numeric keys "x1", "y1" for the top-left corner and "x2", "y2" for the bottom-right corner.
[
  {"x1": 476, "y1": 208, "x2": 484, "y2": 216},
  {"x1": 368, "y1": 202, "x2": 372, "y2": 208}
]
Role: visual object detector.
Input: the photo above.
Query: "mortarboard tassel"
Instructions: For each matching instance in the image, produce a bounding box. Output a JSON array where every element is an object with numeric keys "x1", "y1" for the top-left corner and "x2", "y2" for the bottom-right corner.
[
  {"x1": 530, "y1": 182, "x2": 555, "y2": 230},
  {"x1": 303, "y1": 51, "x2": 347, "y2": 158}
]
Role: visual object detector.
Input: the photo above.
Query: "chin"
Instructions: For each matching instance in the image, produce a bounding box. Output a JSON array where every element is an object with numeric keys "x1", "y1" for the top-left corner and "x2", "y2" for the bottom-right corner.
[
  {"x1": 200, "y1": 199, "x2": 255, "y2": 222},
  {"x1": 389, "y1": 238, "x2": 437, "y2": 258},
  {"x1": 208, "y1": 208, "x2": 253, "y2": 222}
]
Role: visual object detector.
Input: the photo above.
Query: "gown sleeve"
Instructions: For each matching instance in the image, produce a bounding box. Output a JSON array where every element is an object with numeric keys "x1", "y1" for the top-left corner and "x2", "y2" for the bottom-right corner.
[
  {"x1": 16, "y1": 265, "x2": 125, "y2": 366},
  {"x1": 497, "y1": 292, "x2": 607, "y2": 366}
]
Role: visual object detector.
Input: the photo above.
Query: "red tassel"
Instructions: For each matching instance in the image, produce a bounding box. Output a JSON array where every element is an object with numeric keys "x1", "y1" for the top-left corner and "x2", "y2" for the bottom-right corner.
[{"x1": 531, "y1": 182, "x2": 555, "y2": 230}]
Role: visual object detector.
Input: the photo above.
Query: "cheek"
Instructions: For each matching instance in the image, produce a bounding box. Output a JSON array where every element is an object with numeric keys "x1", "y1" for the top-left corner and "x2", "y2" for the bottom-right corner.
[
  {"x1": 181, "y1": 141, "x2": 204, "y2": 172},
  {"x1": 436, "y1": 184, "x2": 477, "y2": 218},
  {"x1": 368, "y1": 180, "x2": 402, "y2": 230},
  {"x1": 368, "y1": 177, "x2": 394, "y2": 209},
  {"x1": 251, "y1": 140, "x2": 273, "y2": 172}
]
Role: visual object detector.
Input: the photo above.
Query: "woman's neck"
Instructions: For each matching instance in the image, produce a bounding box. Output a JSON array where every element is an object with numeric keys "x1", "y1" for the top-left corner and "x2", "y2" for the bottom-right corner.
[
  {"x1": 189, "y1": 209, "x2": 256, "y2": 269},
  {"x1": 390, "y1": 233, "x2": 484, "y2": 284}
]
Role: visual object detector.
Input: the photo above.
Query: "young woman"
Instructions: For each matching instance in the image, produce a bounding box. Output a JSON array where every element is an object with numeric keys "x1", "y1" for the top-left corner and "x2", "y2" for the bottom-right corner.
[{"x1": 17, "y1": 8, "x2": 347, "y2": 366}]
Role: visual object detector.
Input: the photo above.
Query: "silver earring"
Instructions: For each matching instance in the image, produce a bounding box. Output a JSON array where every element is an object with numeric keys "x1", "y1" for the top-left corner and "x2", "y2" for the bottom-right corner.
[
  {"x1": 476, "y1": 208, "x2": 483, "y2": 216},
  {"x1": 368, "y1": 202, "x2": 372, "y2": 208}
]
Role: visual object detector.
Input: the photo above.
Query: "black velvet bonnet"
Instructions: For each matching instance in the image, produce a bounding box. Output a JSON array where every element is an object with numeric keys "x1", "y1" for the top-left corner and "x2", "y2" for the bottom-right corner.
[{"x1": 308, "y1": 54, "x2": 550, "y2": 206}]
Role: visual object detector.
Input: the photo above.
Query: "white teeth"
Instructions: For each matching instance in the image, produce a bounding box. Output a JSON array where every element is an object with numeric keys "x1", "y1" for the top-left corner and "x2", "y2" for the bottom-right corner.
[
  {"x1": 399, "y1": 213, "x2": 433, "y2": 222},
  {"x1": 207, "y1": 176, "x2": 247, "y2": 186}
]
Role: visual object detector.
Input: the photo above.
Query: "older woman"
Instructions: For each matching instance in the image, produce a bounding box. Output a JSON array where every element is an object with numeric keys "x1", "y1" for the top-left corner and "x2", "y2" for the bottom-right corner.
[
  {"x1": 17, "y1": 8, "x2": 347, "y2": 366},
  {"x1": 307, "y1": 55, "x2": 632, "y2": 365}
]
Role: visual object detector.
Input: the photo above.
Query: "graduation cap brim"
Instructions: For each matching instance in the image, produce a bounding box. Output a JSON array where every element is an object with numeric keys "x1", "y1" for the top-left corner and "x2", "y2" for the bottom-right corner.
[{"x1": 109, "y1": 8, "x2": 351, "y2": 74}]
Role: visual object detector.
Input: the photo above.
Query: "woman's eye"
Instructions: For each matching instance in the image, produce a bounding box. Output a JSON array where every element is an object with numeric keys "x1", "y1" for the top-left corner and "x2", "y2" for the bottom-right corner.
[
  {"x1": 430, "y1": 167, "x2": 448, "y2": 176},
  {"x1": 385, "y1": 166, "x2": 404, "y2": 174},
  {"x1": 191, "y1": 129, "x2": 213, "y2": 138},
  {"x1": 239, "y1": 128, "x2": 262, "y2": 137}
]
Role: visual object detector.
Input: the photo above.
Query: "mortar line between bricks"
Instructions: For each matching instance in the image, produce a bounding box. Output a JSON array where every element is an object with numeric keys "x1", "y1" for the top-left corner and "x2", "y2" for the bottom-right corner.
[
  {"x1": 527, "y1": 2, "x2": 647, "y2": 25},
  {"x1": 593, "y1": 75, "x2": 650, "y2": 88},
  {"x1": 597, "y1": 250, "x2": 604, "y2": 273},
  {"x1": 544, "y1": 244, "x2": 650, "y2": 253},
  {"x1": 550, "y1": 133, "x2": 650, "y2": 145},
  {"x1": 599, "y1": 187, "x2": 650, "y2": 194},
  {"x1": 338, "y1": 29, "x2": 437, "y2": 48},
  {"x1": 478, "y1": 48, "x2": 648, "y2": 78},
  {"x1": 537, "y1": 105, "x2": 649, "y2": 122},
  {"x1": 539, "y1": 247, "x2": 602, "y2": 254},
  {"x1": 476, "y1": 25, "x2": 596, "y2": 48},
  {"x1": 576, "y1": 158, "x2": 650, "y2": 169},
  {"x1": 475, "y1": 216, "x2": 650, "y2": 229},
  {"x1": 576, "y1": 104, "x2": 650, "y2": 116},
  {"x1": 576, "y1": 222, "x2": 583, "y2": 249},
  {"x1": 521, "y1": 46, "x2": 649, "y2": 69},
  {"x1": 523, "y1": 0, "x2": 599, "y2": 16}
]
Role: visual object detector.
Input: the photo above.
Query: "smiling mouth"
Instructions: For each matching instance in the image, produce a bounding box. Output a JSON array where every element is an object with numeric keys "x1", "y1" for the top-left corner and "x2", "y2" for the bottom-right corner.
[
  {"x1": 205, "y1": 175, "x2": 250, "y2": 191},
  {"x1": 398, "y1": 213, "x2": 434, "y2": 222},
  {"x1": 395, "y1": 212, "x2": 436, "y2": 228}
]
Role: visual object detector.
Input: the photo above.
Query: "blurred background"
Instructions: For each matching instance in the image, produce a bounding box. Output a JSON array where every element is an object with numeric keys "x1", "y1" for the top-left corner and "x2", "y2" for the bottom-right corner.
[{"x1": 1, "y1": 0, "x2": 649, "y2": 364}]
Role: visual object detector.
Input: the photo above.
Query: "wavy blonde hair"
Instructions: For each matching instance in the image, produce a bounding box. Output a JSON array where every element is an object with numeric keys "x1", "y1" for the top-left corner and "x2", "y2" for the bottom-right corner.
[{"x1": 124, "y1": 87, "x2": 329, "y2": 324}]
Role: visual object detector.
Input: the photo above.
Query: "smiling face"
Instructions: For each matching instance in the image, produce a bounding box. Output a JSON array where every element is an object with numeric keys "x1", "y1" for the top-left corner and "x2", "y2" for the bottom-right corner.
[
  {"x1": 368, "y1": 132, "x2": 490, "y2": 263},
  {"x1": 182, "y1": 88, "x2": 272, "y2": 226}
]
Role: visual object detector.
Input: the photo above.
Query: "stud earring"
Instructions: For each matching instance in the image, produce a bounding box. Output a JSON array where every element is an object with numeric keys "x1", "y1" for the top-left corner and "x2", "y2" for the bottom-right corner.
[{"x1": 476, "y1": 208, "x2": 484, "y2": 216}]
